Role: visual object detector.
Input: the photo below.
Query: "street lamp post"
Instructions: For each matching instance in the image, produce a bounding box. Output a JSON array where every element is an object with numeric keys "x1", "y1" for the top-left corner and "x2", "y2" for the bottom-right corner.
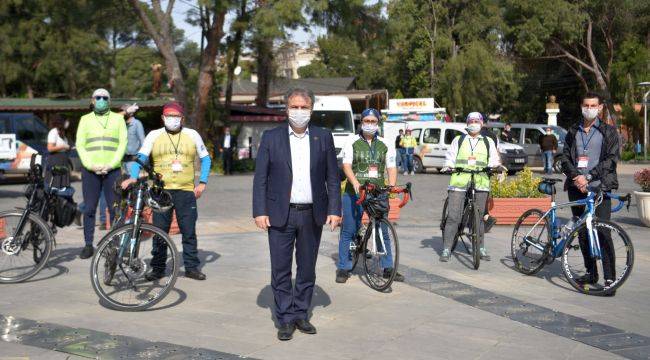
[{"x1": 639, "y1": 82, "x2": 650, "y2": 161}]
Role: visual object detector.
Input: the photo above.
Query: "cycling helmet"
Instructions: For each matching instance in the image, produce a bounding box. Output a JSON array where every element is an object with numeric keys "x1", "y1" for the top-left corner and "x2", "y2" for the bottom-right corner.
[{"x1": 146, "y1": 187, "x2": 173, "y2": 213}]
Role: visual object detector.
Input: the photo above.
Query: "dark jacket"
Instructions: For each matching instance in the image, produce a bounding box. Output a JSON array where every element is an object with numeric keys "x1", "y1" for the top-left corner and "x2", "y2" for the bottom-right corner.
[
  {"x1": 559, "y1": 120, "x2": 619, "y2": 191},
  {"x1": 500, "y1": 130, "x2": 513, "y2": 143},
  {"x1": 395, "y1": 134, "x2": 403, "y2": 149},
  {"x1": 252, "y1": 123, "x2": 341, "y2": 227},
  {"x1": 539, "y1": 134, "x2": 558, "y2": 151},
  {"x1": 217, "y1": 133, "x2": 237, "y2": 150}
]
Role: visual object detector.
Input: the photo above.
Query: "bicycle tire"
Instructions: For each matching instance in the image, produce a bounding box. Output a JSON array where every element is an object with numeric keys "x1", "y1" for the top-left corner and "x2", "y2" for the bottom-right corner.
[
  {"x1": 561, "y1": 219, "x2": 634, "y2": 296},
  {"x1": 90, "y1": 223, "x2": 179, "y2": 311},
  {"x1": 0, "y1": 211, "x2": 53, "y2": 284},
  {"x1": 471, "y1": 204, "x2": 481, "y2": 270},
  {"x1": 511, "y1": 209, "x2": 552, "y2": 275},
  {"x1": 350, "y1": 234, "x2": 362, "y2": 272},
  {"x1": 363, "y1": 218, "x2": 399, "y2": 292}
]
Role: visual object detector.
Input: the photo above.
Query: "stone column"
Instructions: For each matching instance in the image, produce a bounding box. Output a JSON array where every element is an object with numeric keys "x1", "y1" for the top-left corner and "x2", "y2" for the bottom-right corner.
[{"x1": 546, "y1": 95, "x2": 559, "y2": 126}]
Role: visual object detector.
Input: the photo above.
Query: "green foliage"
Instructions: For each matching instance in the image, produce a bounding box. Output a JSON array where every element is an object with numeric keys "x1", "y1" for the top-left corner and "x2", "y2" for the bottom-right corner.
[
  {"x1": 621, "y1": 150, "x2": 635, "y2": 162},
  {"x1": 232, "y1": 158, "x2": 256, "y2": 173},
  {"x1": 490, "y1": 167, "x2": 545, "y2": 198}
]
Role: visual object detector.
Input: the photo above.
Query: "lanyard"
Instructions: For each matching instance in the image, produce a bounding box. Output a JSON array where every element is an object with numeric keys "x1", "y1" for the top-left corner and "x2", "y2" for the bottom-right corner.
[
  {"x1": 468, "y1": 137, "x2": 481, "y2": 155},
  {"x1": 580, "y1": 127, "x2": 597, "y2": 153},
  {"x1": 94, "y1": 113, "x2": 109, "y2": 130},
  {"x1": 365, "y1": 137, "x2": 377, "y2": 163},
  {"x1": 166, "y1": 131, "x2": 182, "y2": 158}
]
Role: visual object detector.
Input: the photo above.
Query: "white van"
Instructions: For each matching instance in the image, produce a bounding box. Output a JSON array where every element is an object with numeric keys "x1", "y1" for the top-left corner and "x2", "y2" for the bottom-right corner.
[
  {"x1": 310, "y1": 96, "x2": 356, "y2": 159},
  {"x1": 383, "y1": 121, "x2": 528, "y2": 173}
]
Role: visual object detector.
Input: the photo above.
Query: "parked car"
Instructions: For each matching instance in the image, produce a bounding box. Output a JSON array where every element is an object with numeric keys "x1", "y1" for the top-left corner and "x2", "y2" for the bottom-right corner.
[
  {"x1": 485, "y1": 122, "x2": 567, "y2": 172},
  {"x1": 383, "y1": 121, "x2": 528, "y2": 173},
  {"x1": 0, "y1": 113, "x2": 80, "y2": 178}
]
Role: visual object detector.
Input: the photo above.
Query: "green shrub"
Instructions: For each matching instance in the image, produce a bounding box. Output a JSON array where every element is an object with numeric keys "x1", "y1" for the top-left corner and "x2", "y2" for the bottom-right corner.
[
  {"x1": 621, "y1": 150, "x2": 635, "y2": 161},
  {"x1": 232, "y1": 158, "x2": 256, "y2": 173},
  {"x1": 490, "y1": 167, "x2": 545, "y2": 198}
]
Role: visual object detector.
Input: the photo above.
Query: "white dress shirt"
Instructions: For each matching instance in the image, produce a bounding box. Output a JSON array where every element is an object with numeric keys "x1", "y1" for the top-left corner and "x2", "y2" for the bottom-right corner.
[
  {"x1": 289, "y1": 127, "x2": 312, "y2": 204},
  {"x1": 224, "y1": 133, "x2": 231, "y2": 148}
]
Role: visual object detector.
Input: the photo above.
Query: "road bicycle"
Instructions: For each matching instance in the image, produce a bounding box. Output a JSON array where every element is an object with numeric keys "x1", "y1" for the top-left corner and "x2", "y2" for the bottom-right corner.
[
  {"x1": 90, "y1": 159, "x2": 179, "y2": 311},
  {"x1": 511, "y1": 177, "x2": 633, "y2": 296},
  {"x1": 349, "y1": 182, "x2": 411, "y2": 291},
  {"x1": 440, "y1": 167, "x2": 501, "y2": 270},
  {"x1": 0, "y1": 154, "x2": 78, "y2": 283}
]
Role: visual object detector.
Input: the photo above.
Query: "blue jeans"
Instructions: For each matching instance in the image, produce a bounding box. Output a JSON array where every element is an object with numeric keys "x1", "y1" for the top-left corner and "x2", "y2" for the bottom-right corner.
[
  {"x1": 337, "y1": 193, "x2": 394, "y2": 270},
  {"x1": 543, "y1": 151, "x2": 554, "y2": 174},
  {"x1": 152, "y1": 190, "x2": 200, "y2": 271},
  {"x1": 397, "y1": 148, "x2": 405, "y2": 172},
  {"x1": 402, "y1": 148, "x2": 414, "y2": 172}
]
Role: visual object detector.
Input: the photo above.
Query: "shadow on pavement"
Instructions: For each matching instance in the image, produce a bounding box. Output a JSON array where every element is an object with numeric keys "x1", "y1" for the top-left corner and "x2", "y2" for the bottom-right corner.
[
  {"x1": 499, "y1": 256, "x2": 575, "y2": 292},
  {"x1": 197, "y1": 250, "x2": 221, "y2": 272},
  {"x1": 96, "y1": 287, "x2": 188, "y2": 312},
  {"x1": 256, "y1": 284, "x2": 331, "y2": 328},
  {"x1": 24, "y1": 246, "x2": 81, "y2": 283},
  {"x1": 0, "y1": 189, "x2": 25, "y2": 198},
  {"x1": 419, "y1": 236, "x2": 443, "y2": 256}
]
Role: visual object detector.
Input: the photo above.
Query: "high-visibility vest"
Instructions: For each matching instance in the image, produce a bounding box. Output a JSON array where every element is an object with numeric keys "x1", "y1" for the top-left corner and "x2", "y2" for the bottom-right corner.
[
  {"x1": 449, "y1": 135, "x2": 490, "y2": 191},
  {"x1": 400, "y1": 135, "x2": 417, "y2": 148},
  {"x1": 76, "y1": 111, "x2": 127, "y2": 170}
]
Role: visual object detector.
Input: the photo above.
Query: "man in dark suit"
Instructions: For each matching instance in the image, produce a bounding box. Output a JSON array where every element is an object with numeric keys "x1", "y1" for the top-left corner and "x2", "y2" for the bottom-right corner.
[
  {"x1": 253, "y1": 87, "x2": 342, "y2": 341},
  {"x1": 217, "y1": 126, "x2": 237, "y2": 175}
]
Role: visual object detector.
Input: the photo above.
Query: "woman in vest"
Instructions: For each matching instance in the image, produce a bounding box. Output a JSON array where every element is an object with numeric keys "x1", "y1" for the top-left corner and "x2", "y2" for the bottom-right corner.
[
  {"x1": 76, "y1": 88, "x2": 127, "y2": 259},
  {"x1": 439, "y1": 112, "x2": 500, "y2": 262}
]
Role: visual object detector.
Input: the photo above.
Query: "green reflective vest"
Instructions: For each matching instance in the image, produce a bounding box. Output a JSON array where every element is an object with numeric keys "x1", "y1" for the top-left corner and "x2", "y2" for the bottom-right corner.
[
  {"x1": 345, "y1": 137, "x2": 388, "y2": 195},
  {"x1": 449, "y1": 135, "x2": 490, "y2": 191},
  {"x1": 76, "y1": 111, "x2": 127, "y2": 170}
]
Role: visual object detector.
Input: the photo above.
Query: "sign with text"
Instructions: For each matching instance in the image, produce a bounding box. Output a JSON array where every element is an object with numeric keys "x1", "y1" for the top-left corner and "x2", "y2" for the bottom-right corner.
[
  {"x1": 0, "y1": 134, "x2": 16, "y2": 160},
  {"x1": 388, "y1": 98, "x2": 435, "y2": 113}
]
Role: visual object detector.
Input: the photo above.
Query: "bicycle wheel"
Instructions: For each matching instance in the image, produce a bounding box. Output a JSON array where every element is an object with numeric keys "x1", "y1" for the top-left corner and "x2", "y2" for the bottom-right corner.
[
  {"x1": 470, "y1": 204, "x2": 481, "y2": 270},
  {"x1": 511, "y1": 209, "x2": 552, "y2": 275},
  {"x1": 0, "y1": 211, "x2": 53, "y2": 283},
  {"x1": 561, "y1": 219, "x2": 633, "y2": 296},
  {"x1": 350, "y1": 233, "x2": 362, "y2": 272},
  {"x1": 363, "y1": 218, "x2": 399, "y2": 292},
  {"x1": 90, "y1": 223, "x2": 180, "y2": 311}
]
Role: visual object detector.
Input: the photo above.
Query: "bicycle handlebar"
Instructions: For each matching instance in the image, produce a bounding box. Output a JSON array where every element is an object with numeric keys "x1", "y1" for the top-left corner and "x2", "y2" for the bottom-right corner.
[
  {"x1": 355, "y1": 182, "x2": 412, "y2": 208},
  {"x1": 607, "y1": 192, "x2": 631, "y2": 213}
]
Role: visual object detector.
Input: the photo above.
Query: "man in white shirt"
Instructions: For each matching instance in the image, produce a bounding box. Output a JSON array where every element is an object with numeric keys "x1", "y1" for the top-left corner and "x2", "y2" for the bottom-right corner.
[{"x1": 218, "y1": 126, "x2": 237, "y2": 175}]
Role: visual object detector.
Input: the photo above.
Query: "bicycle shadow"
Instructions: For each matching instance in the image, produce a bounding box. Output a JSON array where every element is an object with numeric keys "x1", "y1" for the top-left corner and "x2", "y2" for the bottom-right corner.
[
  {"x1": 24, "y1": 246, "x2": 80, "y2": 283},
  {"x1": 97, "y1": 287, "x2": 188, "y2": 312},
  {"x1": 499, "y1": 256, "x2": 575, "y2": 292},
  {"x1": 256, "y1": 284, "x2": 331, "y2": 328},
  {"x1": 196, "y1": 250, "x2": 221, "y2": 272}
]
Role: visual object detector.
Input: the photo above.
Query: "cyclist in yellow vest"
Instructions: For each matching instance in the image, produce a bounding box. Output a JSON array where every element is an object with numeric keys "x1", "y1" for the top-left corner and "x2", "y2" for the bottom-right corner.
[
  {"x1": 121, "y1": 102, "x2": 212, "y2": 281},
  {"x1": 76, "y1": 88, "x2": 127, "y2": 259},
  {"x1": 439, "y1": 112, "x2": 500, "y2": 262}
]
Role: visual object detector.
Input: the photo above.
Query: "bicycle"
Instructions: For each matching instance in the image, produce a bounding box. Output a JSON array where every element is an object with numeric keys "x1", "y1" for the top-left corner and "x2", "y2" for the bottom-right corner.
[
  {"x1": 0, "y1": 154, "x2": 77, "y2": 283},
  {"x1": 440, "y1": 167, "x2": 501, "y2": 270},
  {"x1": 90, "y1": 159, "x2": 180, "y2": 311},
  {"x1": 349, "y1": 182, "x2": 412, "y2": 292},
  {"x1": 510, "y1": 178, "x2": 634, "y2": 296}
]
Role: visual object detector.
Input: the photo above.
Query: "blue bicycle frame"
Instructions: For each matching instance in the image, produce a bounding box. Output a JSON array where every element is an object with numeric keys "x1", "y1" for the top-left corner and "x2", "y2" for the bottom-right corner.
[{"x1": 524, "y1": 189, "x2": 629, "y2": 260}]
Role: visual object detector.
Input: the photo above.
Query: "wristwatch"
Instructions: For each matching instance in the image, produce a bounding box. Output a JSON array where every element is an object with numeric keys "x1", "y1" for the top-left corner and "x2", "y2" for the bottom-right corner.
[{"x1": 585, "y1": 174, "x2": 593, "y2": 181}]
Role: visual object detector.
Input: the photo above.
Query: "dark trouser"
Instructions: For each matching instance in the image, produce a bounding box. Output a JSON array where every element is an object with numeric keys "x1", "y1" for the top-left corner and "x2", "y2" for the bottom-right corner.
[
  {"x1": 81, "y1": 168, "x2": 120, "y2": 245},
  {"x1": 151, "y1": 190, "x2": 200, "y2": 272},
  {"x1": 442, "y1": 190, "x2": 488, "y2": 250},
  {"x1": 268, "y1": 206, "x2": 323, "y2": 326},
  {"x1": 223, "y1": 148, "x2": 233, "y2": 175},
  {"x1": 568, "y1": 187, "x2": 615, "y2": 281}
]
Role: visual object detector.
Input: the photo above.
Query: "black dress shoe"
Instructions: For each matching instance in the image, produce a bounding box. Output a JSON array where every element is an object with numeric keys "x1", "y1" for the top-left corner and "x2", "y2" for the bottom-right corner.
[
  {"x1": 295, "y1": 319, "x2": 317, "y2": 334},
  {"x1": 79, "y1": 245, "x2": 94, "y2": 259},
  {"x1": 145, "y1": 271, "x2": 165, "y2": 281},
  {"x1": 277, "y1": 323, "x2": 295, "y2": 341},
  {"x1": 185, "y1": 269, "x2": 206, "y2": 280},
  {"x1": 335, "y1": 269, "x2": 350, "y2": 283}
]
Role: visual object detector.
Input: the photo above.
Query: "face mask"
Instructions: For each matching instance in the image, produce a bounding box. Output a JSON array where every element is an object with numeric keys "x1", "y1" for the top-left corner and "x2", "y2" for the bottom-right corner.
[
  {"x1": 466, "y1": 123, "x2": 481, "y2": 134},
  {"x1": 546, "y1": 131, "x2": 552, "y2": 135},
  {"x1": 361, "y1": 123, "x2": 378, "y2": 135},
  {"x1": 582, "y1": 107, "x2": 599, "y2": 120},
  {"x1": 163, "y1": 116, "x2": 182, "y2": 131},
  {"x1": 288, "y1": 109, "x2": 311, "y2": 128},
  {"x1": 64, "y1": 121, "x2": 70, "y2": 129},
  {"x1": 94, "y1": 99, "x2": 109, "y2": 114}
]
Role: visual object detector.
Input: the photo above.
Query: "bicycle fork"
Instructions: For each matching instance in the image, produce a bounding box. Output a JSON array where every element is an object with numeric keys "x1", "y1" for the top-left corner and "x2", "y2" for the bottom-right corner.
[{"x1": 370, "y1": 220, "x2": 388, "y2": 256}]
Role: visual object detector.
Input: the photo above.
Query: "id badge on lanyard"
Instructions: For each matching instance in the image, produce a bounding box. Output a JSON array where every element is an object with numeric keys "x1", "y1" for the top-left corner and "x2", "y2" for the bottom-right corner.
[
  {"x1": 577, "y1": 155, "x2": 589, "y2": 169},
  {"x1": 171, "y1": 159, "x2": 183, "y2": 172},
  {"x1": 467, "y1": 156, "x2": 477, "y2": 167},
  {"x1": 368, "y1": 164, "x2": 379, "y2": 178}
]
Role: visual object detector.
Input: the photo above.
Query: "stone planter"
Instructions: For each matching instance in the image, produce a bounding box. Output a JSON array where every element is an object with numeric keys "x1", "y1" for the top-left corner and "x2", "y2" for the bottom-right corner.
[
  {"x1": 488, "y1": 197, "x2": 552, "y2": 225},
  {"x1": 634, "y1": 191, "x2": 650, "y2": 227}
]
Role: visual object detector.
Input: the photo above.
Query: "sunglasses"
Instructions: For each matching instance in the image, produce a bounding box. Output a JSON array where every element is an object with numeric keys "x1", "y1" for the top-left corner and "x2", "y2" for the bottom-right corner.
[{"x1": 94, "y1": 96, "x2": 109, "y2": 101}]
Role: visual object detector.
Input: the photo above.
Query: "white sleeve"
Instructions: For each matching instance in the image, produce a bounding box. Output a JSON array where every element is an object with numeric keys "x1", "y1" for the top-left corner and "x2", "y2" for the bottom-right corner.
[
  {"x1": 445, "y1": 136, "x2": 459, "y2": 168},
  {"x1": 138, "y1": 129, "x2": 160, "y2": 156},
  {"x1": 187, "y1": 129, "x2": 210, "y2": 158},
  {"x1": 47, "y1": 129, "x2": 57, "y2": 144},
  {"x1": 384, "y1": 138, "x2": 397, "y2": 168},
  {"x1": 342, "y1": 137, "x2": 354, "y2": 165},
  {"x1": 487, "y1": 138, "x2": 501, "y2": 167}
]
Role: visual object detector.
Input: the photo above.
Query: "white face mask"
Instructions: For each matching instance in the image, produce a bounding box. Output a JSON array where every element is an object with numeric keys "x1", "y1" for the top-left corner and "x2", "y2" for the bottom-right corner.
[
  {"x1": 361, "y1": 123, "x2": 379, "y2": 135},
  {"x1": 582, "y1": 107, "x2": 600, "y2": 121},
  {"x1": 163, "y1": 116, "x2": 182, "y2": 131},
  {"x1": 288, "y1": 109, "x2": 311, "y2": 128},
  {"x1": 466, "y1": 123, "x2": 482, "y2": 134}
]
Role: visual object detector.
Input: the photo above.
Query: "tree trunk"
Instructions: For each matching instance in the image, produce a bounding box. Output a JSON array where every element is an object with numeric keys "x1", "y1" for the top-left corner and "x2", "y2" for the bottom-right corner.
[
  {"x1": 256, "y1": 38, "x2": 273, "y2": 107},
  {"x1": 225, "y1": 1, "x2": 248, "y2": 121}
]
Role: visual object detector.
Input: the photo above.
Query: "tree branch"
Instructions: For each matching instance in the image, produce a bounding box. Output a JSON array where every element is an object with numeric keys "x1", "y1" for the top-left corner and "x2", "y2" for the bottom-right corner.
[
  {"x1": 128, "y1": 0, "x2": 163, "y2": 45},
  {"x1": 165, "y1": 0, "x2": 175, "y2": 17}
]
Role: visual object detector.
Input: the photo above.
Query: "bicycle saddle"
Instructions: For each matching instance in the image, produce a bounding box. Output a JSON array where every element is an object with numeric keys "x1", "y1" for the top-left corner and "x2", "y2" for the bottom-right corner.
[{"x1": 49, "y1": 165, "x2": 70, "y2": 176}]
